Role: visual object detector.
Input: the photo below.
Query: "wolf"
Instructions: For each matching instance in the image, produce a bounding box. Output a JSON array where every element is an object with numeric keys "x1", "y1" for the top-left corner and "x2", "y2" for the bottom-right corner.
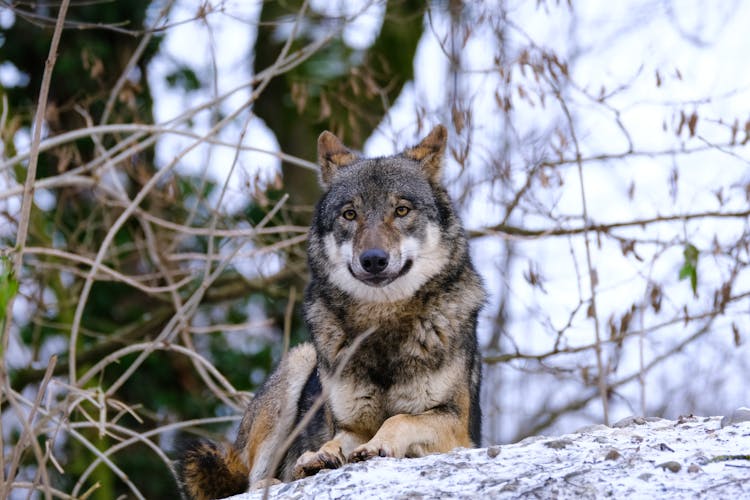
[{"x1": 177, "y1": 125, "x2": 485, "y2": 500}]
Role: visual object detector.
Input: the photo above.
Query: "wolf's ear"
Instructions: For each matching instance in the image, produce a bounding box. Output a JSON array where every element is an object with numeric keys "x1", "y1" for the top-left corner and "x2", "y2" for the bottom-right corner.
[
  {"x1": 403, "y1": 125, "x2": 447, "y2": 183},
  {"x1": 317, "y1": 131, "x2": 357, "y2": 188}
]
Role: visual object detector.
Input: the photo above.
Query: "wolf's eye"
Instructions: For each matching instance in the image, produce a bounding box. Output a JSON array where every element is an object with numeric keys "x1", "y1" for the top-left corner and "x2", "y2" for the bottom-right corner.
[
  {"x1": 342, "y1": 209, "x2": 357, "y2": 221},
  {"x1": 394, "y1": 206, "x2": 410, "y2": 217}
]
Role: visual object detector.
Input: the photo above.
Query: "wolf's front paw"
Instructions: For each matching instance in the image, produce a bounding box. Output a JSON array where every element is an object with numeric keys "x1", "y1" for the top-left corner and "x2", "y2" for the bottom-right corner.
[
  {"x1": 348, "y1": 442, "x2": 394, "y2": 462},
  {"x1": 292, "y1": 449, "x2": 343, "y2": 479}
]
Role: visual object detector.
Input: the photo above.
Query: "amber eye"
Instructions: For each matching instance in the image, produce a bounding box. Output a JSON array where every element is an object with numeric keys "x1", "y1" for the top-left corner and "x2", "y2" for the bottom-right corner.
[
  {"x1": 394, "y1": 206, "x2": 410, "y2": 217},
  {"x1": 342, "y1": 209, "x2": 357, "y2": 221}
]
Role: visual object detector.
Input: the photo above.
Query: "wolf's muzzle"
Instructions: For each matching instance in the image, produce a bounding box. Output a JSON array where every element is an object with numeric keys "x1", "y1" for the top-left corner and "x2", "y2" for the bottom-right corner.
[
  {"x1": 359, "y1": 248, "x2": 389, "y2": 275},
  {"x1": 350, "y1": 247, "x2": 413, "y2": 287}
]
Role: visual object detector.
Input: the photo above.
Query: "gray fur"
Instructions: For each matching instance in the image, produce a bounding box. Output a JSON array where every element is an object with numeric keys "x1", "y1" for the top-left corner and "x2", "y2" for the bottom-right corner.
[
  {"x1": 176, "y1": 125, "x2": 485, "y2": 499},
  {"x1": 301, "y1": 125, "x2": 485, "y2": 465}
]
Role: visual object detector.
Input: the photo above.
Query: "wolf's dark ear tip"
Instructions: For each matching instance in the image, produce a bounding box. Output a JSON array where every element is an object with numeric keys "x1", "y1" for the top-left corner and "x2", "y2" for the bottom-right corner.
[
  {"x1": 317, "y1": 130, "x2": 354, "y2": 163},
  {"x1": 317, "y1": 131, "x2": 358, "y2": 188},
  {"x1": 431, "y1": 124, "x2": 448, "y2": 142},
  {"x1": 428, "y1": 124, "x2": 448, "y2": 151},
  {"x1": 318, "y1": 131, "x2": 354, "y2": 159},
  {"x1": 317, "y1": 130, "x2": 338, "y2": 150}
]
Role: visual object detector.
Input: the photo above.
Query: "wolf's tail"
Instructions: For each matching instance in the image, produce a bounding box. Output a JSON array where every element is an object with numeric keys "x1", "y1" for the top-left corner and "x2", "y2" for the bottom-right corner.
[{"x1": 176, "y1": 439, "x2": 248, "y2": 500}]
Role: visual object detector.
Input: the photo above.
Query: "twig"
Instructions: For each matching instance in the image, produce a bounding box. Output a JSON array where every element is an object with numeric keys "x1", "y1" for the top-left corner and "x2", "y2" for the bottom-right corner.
[
  {"x1": 262, "y1": 327, "x2": 377, "y2": 500},
  {"x1": 72, "y1": 415, "x2": 242, "y2": 497},
  {"x1": 23, "y1": 247, "x2": 194, "y2": 295},
  {"x1": 0, "y1": 2, "x2": 70, "y2": 497},
  {"x1": 7, "y1": 0, "x2": 69, "y2": 275},
  {"x1": 554, "y1": 85, "x2": 609, "y2": 424},
  {"x1": 471, "y1": 209, "x2": 750, "y2": 240},
  {"x1": 0, "y1": 122, "x2": 316, "y2": 178},
  {"x1": 283, "y1": 287, "x2": 297, "y2": 356},
  {"x1": 77, "y1": 342, "x2": 241, "y2": 406},
  {"x1": 66, "y1": 28, "x2": 335, "y2": 382},
  {"x1": 3, "y1": 356, "x2": 58, "y2": 500},
  {"x1": 515, "y1": 315, "x2": 716, "y2": 440},
  {"x1": 99, "y1": 1, "x2": 175, "y2": 127},
  {"x1": 93, "y1": 193, "x2": 291, "y2": 398}
]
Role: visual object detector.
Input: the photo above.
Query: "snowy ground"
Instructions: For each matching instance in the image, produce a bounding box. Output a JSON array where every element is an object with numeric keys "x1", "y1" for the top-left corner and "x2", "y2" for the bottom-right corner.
[{"x1": 226, "y1": 411, "x2": 750, "y2": 499}]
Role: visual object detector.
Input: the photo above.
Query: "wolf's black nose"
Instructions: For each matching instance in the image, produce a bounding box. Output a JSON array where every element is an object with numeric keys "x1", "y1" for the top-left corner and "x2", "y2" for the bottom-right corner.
[{"x1": 360, "y1": 249, "x2": 389, "y2": 274}]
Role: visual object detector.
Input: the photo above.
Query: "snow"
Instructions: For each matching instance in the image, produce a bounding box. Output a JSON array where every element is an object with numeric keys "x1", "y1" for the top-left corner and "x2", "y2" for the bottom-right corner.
[{"x1": 225, "y1": 412, "x2": 750, "y2": 499}]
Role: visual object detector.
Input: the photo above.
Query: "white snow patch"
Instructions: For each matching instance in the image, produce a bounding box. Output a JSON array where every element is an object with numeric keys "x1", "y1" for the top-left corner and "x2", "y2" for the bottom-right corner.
[{"x1": 224, "y1": 414, "x2": 750, "y2": 499}]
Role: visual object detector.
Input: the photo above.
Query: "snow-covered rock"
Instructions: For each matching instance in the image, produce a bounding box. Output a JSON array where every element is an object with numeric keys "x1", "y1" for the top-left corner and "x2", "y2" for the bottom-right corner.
[{"x1": 226, "y1": 414, "x2": 750, "y2": 499}]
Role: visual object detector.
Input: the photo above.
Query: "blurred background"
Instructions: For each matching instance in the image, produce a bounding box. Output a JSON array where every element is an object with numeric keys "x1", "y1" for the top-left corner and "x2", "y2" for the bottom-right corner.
[{"x1": 1, "y1": 0, "x2": 749, "y2": 497}]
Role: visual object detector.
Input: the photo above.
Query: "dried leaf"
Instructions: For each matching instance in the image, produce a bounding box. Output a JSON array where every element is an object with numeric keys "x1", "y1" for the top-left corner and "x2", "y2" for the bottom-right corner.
[
  {"x1": 650, "y1": 284, "x2": 662, "y2": 313},
  {"x1": 586, "y1": 302, "x2": 595, "y2": 318},
  {"x1": 620, "y1": 307, "x2": 633, "y2": 336},
  {"x1": 732, "y1": 323, "x2": 741, "y2": 346},
  {"x1": 676, "y1": 110, "x2": 686, "y2": 136},
  {"x1": 620, "y1": 239, "x2": 635, "y2": 257},
  {"x1": 669, "y1": 167, "x2": 679, "y2": 201},
  {"x1": 290, "y1": 81, "x2": 308, "y2": 114},
  {"x1": 318, "y1": 92, "x2": 331, "y2": 121},
  {"x1": 687, "y1": 112, "x2": 698, "y2": 137},
  {"x1": 719, "y1": 281, "x2": 731, "y2": 312},
  {"x1": 608, "y1": 314, "x2": 617, "y2": 340},
  {"x1": 452, "y1": 106, "x2": 465, "y2": 134}
]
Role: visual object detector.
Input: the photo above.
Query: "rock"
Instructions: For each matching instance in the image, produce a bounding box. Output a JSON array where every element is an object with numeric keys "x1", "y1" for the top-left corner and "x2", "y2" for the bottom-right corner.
[
  {"x1": 604, "y1": 448, "x2": 621, "y2": 460},
  {"x1": 613, "y1": 415, "x2": 648, "y2": 427},
  {"x1": 687, "y1": 463, "x2": 702, "y2": 473},
  {"x1": 720, "y1": 406, "x2": 750, "y2": 428},
  {"x1": 656, "y1": 461, "x2": 681, "y2": 473},
  {"x1": 544, "y1": 438, "x2": 573, "y2": 449},
  {"x1": 657, "y1": 442, "x2": 675, "y2": 452},
  {"x1": 575, "y1": 424, "x2": 610, "y2": 434},
  {"x1": 612, "y1": 415, "x2": 665, "y2": 428},
  {"x1": 224, "y1": 415, "x2": 750, "y2": 500}
]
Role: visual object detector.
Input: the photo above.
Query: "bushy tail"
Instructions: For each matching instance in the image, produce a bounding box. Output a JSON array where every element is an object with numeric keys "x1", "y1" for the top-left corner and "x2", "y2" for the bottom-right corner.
[{"x1": 176, "y1": 439, "x2": 248, "y2": 500}]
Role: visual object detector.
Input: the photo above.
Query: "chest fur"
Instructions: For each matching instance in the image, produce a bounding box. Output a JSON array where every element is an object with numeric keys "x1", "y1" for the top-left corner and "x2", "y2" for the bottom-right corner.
[
  {"x1": 318, "y1": 305, "x2": 470, "y2": 434},
  {"x1": 323, "y1": 356, "x2": 464, "y2": 436},
  {"x1": 306, "y1": 279, "x2": 480, "y2": 436}
]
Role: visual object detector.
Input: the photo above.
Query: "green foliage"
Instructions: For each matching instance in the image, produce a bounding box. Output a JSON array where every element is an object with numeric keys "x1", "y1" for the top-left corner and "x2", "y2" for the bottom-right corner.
[
  {"x1": 166, "y1": 66, "x2": 202, "y2": 92},
  {"x1": 0, "y1": 256, "x2": 19, "y2": 325},
  {"x1": 679, "y1": 243, "x2": 699, "y2": 296}
]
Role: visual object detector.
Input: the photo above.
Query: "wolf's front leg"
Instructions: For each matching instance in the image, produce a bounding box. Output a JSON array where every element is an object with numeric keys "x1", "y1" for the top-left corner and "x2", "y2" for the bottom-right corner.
[
  {"x1": 349, "y1": 412, "x2": 471, "y2": 462},
  {"x1": 292, "y1": 430, "x2": 367, "y2": 479}
]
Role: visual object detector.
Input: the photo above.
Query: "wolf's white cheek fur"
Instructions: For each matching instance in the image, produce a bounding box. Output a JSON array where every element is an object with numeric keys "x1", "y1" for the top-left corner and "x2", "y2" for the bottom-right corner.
[
  {"x1": 322, "y1": 224, "x2": 449, "y2": 303},
  {"x1": 399, "y1": 224, "x2": 450, "y2": 291},
  {"x1": 324, "y1": 235, "x2": 381, "y2": 301}
]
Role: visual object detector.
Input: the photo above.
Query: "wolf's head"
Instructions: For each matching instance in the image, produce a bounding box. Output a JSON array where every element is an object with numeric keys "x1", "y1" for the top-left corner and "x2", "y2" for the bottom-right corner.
[{"x1": 308, "y1": 125, "x2": 466, "y2": 303}]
